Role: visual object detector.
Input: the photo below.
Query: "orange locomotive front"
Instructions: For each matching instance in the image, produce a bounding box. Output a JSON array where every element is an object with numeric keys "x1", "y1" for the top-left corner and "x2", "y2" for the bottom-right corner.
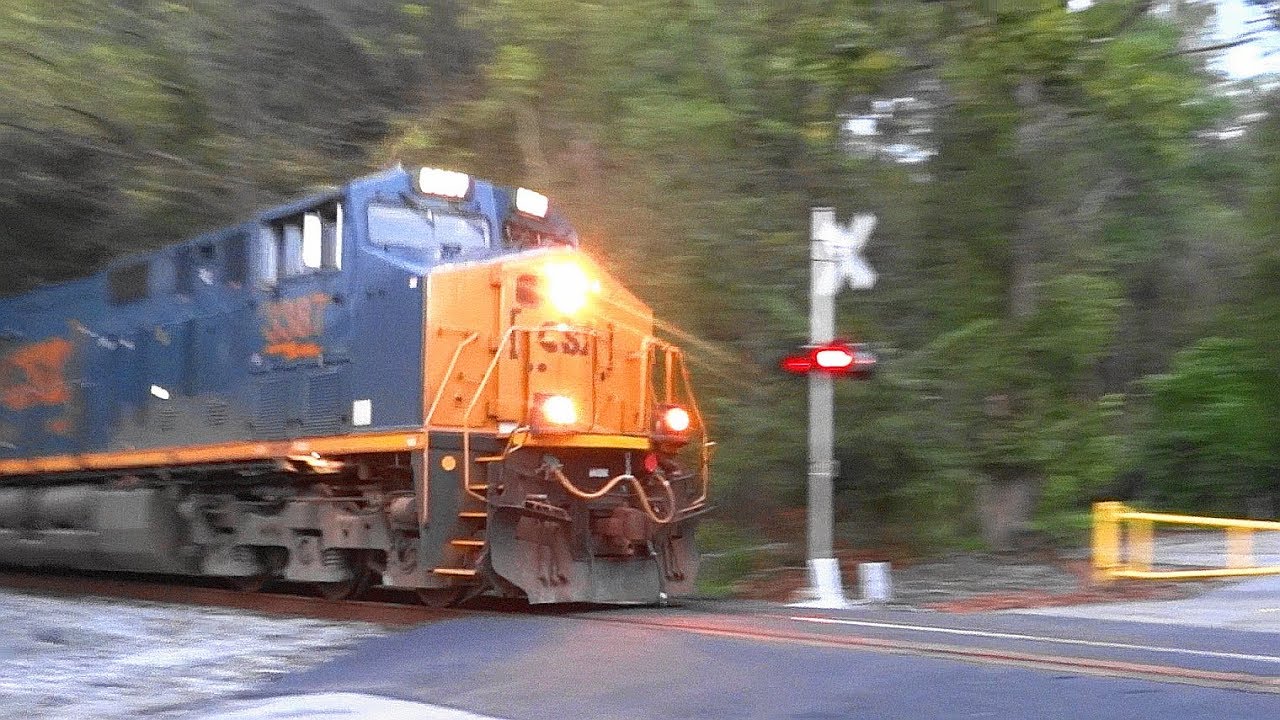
[{"x1": 417, "y1": 247, "x2": 711, "y2": 603}]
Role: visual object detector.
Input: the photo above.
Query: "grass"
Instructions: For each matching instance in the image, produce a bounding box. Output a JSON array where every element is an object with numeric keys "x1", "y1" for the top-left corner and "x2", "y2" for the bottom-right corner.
[{"x1": 695, "y1": 519, "x2": 770, "y2": 597}]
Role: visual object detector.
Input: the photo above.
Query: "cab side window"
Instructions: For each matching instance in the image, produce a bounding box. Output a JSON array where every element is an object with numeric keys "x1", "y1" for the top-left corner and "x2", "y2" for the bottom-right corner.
[
  {"x1": 256, "y1": 202, "x2": 343, "y2": 285},
  {"x1": 224, "y1": 233, "x2": 249, "y2": 287}
]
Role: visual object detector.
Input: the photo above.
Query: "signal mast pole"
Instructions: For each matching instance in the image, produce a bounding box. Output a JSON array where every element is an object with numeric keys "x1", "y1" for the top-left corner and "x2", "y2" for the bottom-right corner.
[
  {"x1": 808, "y1": 215, "x2": 838, "y2": 565},
  {"x1": 797, "y1": 208, "x2": 876, "y2": 609}
]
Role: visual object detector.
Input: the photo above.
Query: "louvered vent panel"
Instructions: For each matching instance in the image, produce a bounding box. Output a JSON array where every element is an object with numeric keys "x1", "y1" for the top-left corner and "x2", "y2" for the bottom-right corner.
[
  {"x1": 253, "y1": 378, "x2": 290, "y2": 439},
  {"x1": 303, "y1": 371, "x2": 344, "y2": 436},
  {"x1": 158, "y1": 405, "x2": 177, "y2": 432},
  {"x1": 207, "y1": 399, "x2": 229, "y2": 427}
]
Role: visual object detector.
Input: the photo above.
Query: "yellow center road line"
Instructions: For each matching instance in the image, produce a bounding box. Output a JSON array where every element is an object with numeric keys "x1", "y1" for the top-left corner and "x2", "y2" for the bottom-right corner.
[
  {"x1": 594, "y1": 615, "x2": 1280, "y2": 693},
  {"x1": 790, "y1": 616, "x2": 1280, "y2": 666}
]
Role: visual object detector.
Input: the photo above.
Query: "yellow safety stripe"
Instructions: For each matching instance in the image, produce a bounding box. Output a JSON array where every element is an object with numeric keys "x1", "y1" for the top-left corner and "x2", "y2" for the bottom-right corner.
[
  {"x1": 507, "y1": 431, "x2": 652, "y2": 450},
  {"x1": 0, "y1": 428, "x2": 651, "y2": 475}
]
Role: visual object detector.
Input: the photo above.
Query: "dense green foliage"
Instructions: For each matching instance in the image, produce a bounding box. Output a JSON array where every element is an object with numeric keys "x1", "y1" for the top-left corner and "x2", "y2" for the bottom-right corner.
[{"x1": 2, "y1": 0, "x2": 1278, "y2": 552}]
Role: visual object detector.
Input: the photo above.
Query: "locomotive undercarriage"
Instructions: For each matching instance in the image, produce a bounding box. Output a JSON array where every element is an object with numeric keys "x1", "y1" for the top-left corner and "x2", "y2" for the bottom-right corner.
[{"x1": 0, "y1": 440, "x2": 704, "y2": 605}]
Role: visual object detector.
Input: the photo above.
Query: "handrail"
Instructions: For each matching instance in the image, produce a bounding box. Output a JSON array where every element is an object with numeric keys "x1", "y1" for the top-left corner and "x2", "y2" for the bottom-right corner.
[
  {"x1": 674, "y1": 347, "x2": 712, "y2": 510},
  {"x1": 460, "y1": 324, "x2": 527, "y2": 502},
  {"x1": 1092, "y1": 501, "x2": 1280, "y2": 582},
  {"x1": 457, "y1": 323, "x2": 609, "y2": 501},
  {"x1": 422, "y1": 331, "x2": 479, "y2": 521},
  {"x1": 426, "y1": 332, "x2": 480, "y2": 424}
]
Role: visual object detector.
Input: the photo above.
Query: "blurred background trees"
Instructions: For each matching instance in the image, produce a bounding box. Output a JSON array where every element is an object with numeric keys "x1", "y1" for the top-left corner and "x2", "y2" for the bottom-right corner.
[{"x1": 2, "y1": 0, "x2": 1278, "y2": 554}]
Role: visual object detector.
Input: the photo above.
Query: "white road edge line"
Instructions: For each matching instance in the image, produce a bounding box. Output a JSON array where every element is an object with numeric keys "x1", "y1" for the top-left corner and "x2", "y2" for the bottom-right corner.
[
  {"x1": 789, "y1": 616, "x2": 1280, "y2": 665},
  {"x1": 197, "y1": 692, "x2": 511, "y2": 720}
]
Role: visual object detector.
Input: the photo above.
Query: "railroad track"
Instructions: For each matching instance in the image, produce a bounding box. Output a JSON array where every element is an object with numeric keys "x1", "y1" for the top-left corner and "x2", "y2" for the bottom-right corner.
[
  {"x1": 0, "y1": 569, "x2": 461, "y2": 626},
  {"x1": 3, "y1": 569, "x2": 1277, "y2": 696}
]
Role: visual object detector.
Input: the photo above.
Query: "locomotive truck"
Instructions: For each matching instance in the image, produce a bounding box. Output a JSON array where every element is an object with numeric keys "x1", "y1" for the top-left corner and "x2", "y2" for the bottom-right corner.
[{"x1": 0, "y1": 166, "x2": 711, "y2": 604}]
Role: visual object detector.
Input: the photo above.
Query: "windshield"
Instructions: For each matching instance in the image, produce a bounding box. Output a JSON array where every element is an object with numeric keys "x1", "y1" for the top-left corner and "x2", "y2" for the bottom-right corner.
[{"x1": 367, "y1": 203, "x2": 490, "y2": 262}]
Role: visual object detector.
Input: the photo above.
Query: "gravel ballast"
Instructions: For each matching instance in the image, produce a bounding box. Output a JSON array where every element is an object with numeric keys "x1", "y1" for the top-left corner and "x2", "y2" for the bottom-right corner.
[{"x1": 0, "y1": 589, "x2": 389, "y2": 719}]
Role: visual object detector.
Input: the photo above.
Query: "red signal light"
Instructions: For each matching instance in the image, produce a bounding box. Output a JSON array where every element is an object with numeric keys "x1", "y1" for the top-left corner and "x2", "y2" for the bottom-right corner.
[
  {"x1": 814, "y1": 347, "x2": 856, "y2": 369},
  {"x1": 781, "y1": 355, "x2": 814, "y2": 373},
  {"x1": 643, "y1": 452, "x2": 660, "y2": 474},
  {"x1": 780, "y1": 342, "x2": 876, "y2": 377}
]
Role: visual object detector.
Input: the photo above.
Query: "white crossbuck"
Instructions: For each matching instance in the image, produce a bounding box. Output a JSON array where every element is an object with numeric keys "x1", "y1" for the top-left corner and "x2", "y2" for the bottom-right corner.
[{"x1": 810, "y1": 209, "x2": 877, "y2": 295}]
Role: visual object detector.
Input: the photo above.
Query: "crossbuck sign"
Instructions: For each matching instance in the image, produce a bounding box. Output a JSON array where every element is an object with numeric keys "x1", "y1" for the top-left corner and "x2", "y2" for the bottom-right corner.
[{"x1": 810, "y1": 209, "x2": 877, "y2": 296}]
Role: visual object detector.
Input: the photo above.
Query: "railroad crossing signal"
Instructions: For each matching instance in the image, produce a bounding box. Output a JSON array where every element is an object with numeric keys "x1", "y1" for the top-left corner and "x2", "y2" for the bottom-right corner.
[
  {"x1": 792, "y1": 208, "x2": 878, "y2": 610},
  {"x1": 780, "y1": 342, "x2": 877, "y2": 377}
]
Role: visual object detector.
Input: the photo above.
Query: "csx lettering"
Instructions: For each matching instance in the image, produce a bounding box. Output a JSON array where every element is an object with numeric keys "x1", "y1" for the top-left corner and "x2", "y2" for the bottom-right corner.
[
  {"x1": 0, "y1": 338, "x2": 73, "y2": 412},
  {"x1": 536, "y1": 323, "x2": 590, "y2": 357}
]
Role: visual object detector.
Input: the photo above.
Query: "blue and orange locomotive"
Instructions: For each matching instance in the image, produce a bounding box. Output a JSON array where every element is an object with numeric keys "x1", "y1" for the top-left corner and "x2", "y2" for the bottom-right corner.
[{"x1": 0, "y1": 166, "x2": 710, "y2": 604}]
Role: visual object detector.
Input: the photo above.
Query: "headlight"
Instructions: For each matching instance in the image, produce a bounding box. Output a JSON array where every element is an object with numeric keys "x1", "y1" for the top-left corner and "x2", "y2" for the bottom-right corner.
[
  {"x1": 653, "y1": 404, "x2": 692, "y2": 448},
  {"x1": 417, "y1": 167, "x2": 471, "y2": 199},
  {"x1": 533, "y1": 393, "x2": 578, "y2": 433},
  {"x1": 661, "y1": 406, "x2": 690, "y2": 433},
  {"x1": 515, "y1": 187, "x2": 550, "y2": 218},
  {"x1": 543, "y1": 260, "x2": 593, "y2": 315}
]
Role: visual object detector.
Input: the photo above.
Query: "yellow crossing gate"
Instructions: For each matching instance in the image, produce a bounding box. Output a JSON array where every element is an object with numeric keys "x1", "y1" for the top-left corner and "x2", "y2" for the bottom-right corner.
[{"x1": 1093, "y1": 501, "x2": 1280, "y2": 582}]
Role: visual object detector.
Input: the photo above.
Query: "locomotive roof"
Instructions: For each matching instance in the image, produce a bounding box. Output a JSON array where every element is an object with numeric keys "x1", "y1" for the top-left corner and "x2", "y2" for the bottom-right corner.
[{"x1": 1, "y1": 166, "x2": 567, "y2": 308}]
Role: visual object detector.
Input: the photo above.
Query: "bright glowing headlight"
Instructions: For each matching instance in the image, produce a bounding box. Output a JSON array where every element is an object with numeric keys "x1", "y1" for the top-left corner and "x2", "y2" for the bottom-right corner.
[
  {"x1": 661, "y1": 406, "x2": 691, "y2": 433},
  {"x1": 540, "y1": 394, "x2": 578, "y2": 426},
  {"x1": 544, "y1": 260, "x2": 592, "y2": 315},
  {"x1": 417, "y1": 167, "x2": 471, "y2": 199},
  {"x1": 653, "y1": 403, "x2": 692, "y2": 448},
  {"x1": 515, "y1": 187, "x2": 550, "y2": 218}
]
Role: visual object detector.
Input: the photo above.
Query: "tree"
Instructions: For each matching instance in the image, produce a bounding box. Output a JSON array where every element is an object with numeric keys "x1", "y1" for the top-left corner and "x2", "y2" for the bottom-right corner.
[
  {"x1": 1144, "y1": 338, "x2": 1280, "y2": 513},
  {"x1": 0, "y1": 0, "x2": 480, "y2": 292}
]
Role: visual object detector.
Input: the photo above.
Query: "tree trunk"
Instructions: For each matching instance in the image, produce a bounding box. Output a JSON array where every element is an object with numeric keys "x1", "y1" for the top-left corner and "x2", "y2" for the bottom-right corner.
[
  {"x1": 978, "y1": 466, "x2": 1040, "y2": 551},
  {"x1": 1008, "y1": 77, "x2": 1045, "y2": 322}
]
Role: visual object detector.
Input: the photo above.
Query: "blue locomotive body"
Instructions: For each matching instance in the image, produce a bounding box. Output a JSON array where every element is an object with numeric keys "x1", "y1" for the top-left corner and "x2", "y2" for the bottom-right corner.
[{"x1": 0, "y1": 167, "x2": 574, "y2": 461}]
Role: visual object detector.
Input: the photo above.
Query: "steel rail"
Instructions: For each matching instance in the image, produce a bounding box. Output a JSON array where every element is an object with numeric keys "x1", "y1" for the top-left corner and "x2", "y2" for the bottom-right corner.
[{"x1": 0, "y1": 570, "x2": 462, "y2": 626}]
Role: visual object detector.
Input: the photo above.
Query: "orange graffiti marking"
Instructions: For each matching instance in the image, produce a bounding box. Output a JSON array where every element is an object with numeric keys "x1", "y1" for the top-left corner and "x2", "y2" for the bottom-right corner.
[
  {"x1": 0, "y1": 338, "x2": 73, "y2": 412},
  {"x1": 263, "y1": 341, "x2": 324, "y2": 360},
  {"x1": 262, "y1": 293, "x2": 328, "y2": 358},
  {"x1": 45, "y1": 417, "x2": 72, "y2": 436}
]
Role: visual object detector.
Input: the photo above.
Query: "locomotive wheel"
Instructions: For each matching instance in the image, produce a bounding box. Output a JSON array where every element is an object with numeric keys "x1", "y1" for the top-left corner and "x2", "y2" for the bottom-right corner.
[
  {"x1": 415, "y1": 588, "x2": 465, "y2": 607},
  {"x1": 315, "y1": 567, "x2": 372, "y2": 601},
  {"x1": 314, "y1": 550, "x2": 374, "y2": 601}
]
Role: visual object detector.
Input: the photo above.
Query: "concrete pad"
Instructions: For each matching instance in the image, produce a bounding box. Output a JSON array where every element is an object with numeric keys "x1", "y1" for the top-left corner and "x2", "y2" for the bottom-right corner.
[
  {"x1": 1012, "y1": 576, "x2": 1280, "y2": 632},
  {"x1": 1153, "y1": 531, "x2": 1280, "y2": 568}
]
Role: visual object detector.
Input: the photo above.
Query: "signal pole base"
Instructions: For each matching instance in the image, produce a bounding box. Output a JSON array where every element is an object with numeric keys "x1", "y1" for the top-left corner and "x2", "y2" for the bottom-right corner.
[{"x1": 787, "y1": 558, "x2": 853, "y2": 609}]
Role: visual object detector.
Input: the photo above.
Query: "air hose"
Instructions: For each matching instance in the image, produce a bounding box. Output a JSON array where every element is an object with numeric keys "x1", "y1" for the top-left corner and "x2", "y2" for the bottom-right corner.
[{"x1": 543, "y1": 459, "x2": 676, "y2": 524}]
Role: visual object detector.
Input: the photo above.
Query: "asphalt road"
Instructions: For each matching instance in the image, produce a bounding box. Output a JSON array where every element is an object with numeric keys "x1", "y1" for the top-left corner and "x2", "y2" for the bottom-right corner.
[{"x1": 199, "y1": 596, "x2": 1280, "y2": 720}]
